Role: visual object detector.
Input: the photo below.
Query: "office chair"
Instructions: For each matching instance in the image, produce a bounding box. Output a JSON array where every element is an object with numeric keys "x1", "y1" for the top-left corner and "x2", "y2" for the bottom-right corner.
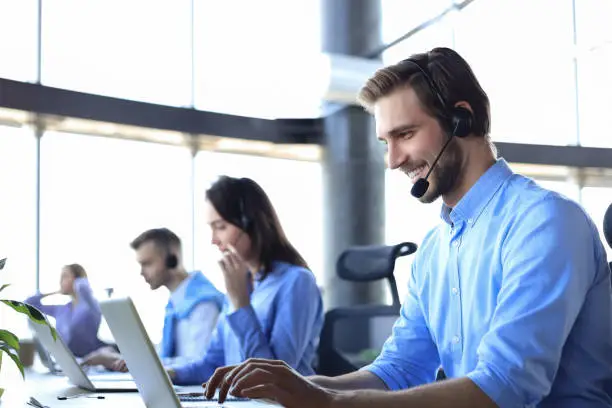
[
  {"x1": 604, "y1": 202, "x2": 612, "y2": 272},
  {"x1": 316, "y1": 242, "x2": 417, "y2": 377}
]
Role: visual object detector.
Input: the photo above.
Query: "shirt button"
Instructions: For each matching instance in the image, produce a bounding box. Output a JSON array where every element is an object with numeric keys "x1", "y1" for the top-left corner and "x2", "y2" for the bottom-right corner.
[
  {"x1": 452, "y1": 336, "x2": 460, "y2": 344},
  {"x1": 454, "y1": 241, "x2": 460, "y2": 247},
  {"x1": 452, "y1": 287, "x2": 459, "y2": 295},
  {"x1": 467, "y1": 218, "x2": 473, "y2": 224}
]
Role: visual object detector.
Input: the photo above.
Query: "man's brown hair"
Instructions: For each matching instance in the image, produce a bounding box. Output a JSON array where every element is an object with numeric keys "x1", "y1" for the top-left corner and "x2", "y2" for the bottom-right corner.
[
  {"x1": 357, "y1": 47, "x2": 491, "y2": 138},
  {"x1": 130, "y1": 228, "x2": 181, "y2": 253}
]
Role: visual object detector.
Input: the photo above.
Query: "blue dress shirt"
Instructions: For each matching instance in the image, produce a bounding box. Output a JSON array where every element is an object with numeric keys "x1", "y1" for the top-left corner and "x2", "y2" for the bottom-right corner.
[
  {"x1": 172, "y1": 261, "x2": 324, "y2": 385},
  {"x1": 363, "y1": 159, "x2": 612, "y2": 407}
]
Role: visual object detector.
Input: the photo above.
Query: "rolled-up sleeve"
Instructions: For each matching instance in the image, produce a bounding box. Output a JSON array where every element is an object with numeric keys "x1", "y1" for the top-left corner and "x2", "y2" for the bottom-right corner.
[
  {"x1": 362, "y1": 262, "x2": 440, "y2": 390},
  {"x1": 467, "y1": 198, "x2": 597, "y2": 407}
]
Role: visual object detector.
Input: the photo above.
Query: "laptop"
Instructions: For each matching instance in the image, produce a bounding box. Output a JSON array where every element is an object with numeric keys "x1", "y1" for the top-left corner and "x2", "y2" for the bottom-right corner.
[
  {"x1": 99, "y1": 297, "x2": 263, "y2": 407},
  {"x1": 29, "y1": 320, "x2": 138, "y2": 392}
]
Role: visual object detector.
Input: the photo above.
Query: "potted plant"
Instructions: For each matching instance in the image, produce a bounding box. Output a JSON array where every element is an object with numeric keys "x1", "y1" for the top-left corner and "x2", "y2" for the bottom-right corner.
[{"x1": 0, "y1": 258, "x2": 56, "y2": 399}]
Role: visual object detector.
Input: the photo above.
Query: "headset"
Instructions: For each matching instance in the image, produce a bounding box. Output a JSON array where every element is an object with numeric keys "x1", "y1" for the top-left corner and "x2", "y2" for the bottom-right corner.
[
  {"x1": 238, "y1": 197, "x2": 251, "y2": 232},
  {"x1": 236, "y1": 178, "x2": 252, "y2": 232},
  {"x1": 399, "y1": 58, "x2": 474, "y2": 198},
  {"x1": 165, "y1": 253, "x2": 178, "y2": 269},
  {"x1": 400, "y1": 58, "x2": 473, "y2": 138}
]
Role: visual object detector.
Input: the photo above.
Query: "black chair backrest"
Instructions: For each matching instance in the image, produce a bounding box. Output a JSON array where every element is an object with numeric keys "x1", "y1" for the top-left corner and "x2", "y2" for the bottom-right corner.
[
  {"x1": 604, "y1": 203, "x2": 612, "y2": 274},
  {"x1": 316, "y1": 241, "x2": 417, "y2": 376},
  {"x1": 604, "y1": 203, "x2": 612, "y2": 250},
  {"x1": 336, "y1": 242, "x2": 417, "y2": 309}
]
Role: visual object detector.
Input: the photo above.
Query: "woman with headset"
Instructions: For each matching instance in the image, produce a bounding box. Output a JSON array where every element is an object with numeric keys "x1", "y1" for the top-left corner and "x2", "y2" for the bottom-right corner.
[{"x1": 114, "y1": 175, "x2": 324, "y2": 385}]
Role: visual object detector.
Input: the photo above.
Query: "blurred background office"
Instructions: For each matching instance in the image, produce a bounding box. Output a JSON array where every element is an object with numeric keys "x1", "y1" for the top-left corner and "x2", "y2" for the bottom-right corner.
[{"x1": 0, "y1": 0, "x2": 611, "y2": 353}]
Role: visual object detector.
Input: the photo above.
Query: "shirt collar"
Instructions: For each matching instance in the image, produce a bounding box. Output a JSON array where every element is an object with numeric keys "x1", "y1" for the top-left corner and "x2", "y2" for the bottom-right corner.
[
  {"x1": 170, "y1": 271, "x2": 194, "y2": 306},
  {"x1": 440, "y1": 158, "x2": 514, "y2": 226}
]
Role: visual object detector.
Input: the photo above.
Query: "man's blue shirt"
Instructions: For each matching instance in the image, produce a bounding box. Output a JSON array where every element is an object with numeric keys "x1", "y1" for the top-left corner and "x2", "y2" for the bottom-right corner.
[{"x1": 364, "y1": 159, "x2": 612, "y2": 407}]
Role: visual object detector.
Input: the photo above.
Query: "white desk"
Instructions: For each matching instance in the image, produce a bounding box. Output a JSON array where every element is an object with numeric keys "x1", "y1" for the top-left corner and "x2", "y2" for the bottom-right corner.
[{"x1": 0, "y1": 367, "x2": 274, "y2": 407}]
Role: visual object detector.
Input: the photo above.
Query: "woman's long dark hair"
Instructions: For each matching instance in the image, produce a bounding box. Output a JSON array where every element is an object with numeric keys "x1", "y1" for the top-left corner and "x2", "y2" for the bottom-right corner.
[{"x1": 206, "y1": 175, "x2": 308, "y2": 279}]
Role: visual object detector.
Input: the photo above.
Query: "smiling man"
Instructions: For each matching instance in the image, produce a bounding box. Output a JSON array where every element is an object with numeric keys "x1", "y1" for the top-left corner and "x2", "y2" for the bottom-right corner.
[{"x1": 203, "y1": 47, "x2": 612, "y2": 408}]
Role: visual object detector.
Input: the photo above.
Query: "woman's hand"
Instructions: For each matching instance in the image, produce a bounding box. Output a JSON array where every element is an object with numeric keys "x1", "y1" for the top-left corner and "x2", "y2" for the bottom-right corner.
[{"x1": 219, "y1": 244, "x2": 251, "y2": 310}]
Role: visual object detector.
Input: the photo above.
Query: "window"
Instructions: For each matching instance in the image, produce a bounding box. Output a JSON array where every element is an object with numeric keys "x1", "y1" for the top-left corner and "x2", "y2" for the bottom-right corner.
[
  {"x1": 39, "y1": 132, "x2": 192, "y2": 343},
  {"x1": 0, "y1": 126, "x2": 36, "y2": 337},
  {"x1": 193, "y1": 152, "x2": 324, "y2": 290},
  {"x1": 381, "y1": 0, "x2": 452, "y2": 48},
  {"x1": 41, "y1": 0, "x2": 192, "y2": 107},
  {"x1": 574, "y1": 0, "x2": 612, "y2": 50},
  {"x1": 576, "y1": 45, "x2": 612, "y2": 147},
  {"x1": 0, "y1": 0, "x2": 37, "y2": 81},
  {"x1": 193, "y1": 0, "x2": 323, "y2": 118},
  {"x1": 453, "y1": 0, "x2": 577, "y2": 145},
  {"x1": 382, "y1": 10, "x2": 455, "y2": 65}
]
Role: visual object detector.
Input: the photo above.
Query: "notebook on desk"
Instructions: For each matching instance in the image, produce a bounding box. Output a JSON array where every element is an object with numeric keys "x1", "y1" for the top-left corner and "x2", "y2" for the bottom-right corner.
[
  {"x1": 99, "y1": 297, "x2": 259, "y2": 407},
  {"x1": 29, "y1": 321, "x2": 138, "y2": 392}
]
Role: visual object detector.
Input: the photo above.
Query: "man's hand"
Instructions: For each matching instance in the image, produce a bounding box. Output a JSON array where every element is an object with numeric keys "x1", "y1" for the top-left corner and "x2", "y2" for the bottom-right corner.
[
  {"x1": 81, "y1": 347, "x2": 123, "y2": 371},
  {"x1": 203, "y1": 358, "x2": 336, "y2": 408},
  {"x1": 111, "y1": 359, "x2": 128, "y2": 372}
]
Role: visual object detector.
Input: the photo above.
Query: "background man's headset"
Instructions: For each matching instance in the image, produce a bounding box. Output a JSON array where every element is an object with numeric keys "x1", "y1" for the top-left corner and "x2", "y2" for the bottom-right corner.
[{"x1": 398, "y1": 58, "x2": 474, "y2": 198}]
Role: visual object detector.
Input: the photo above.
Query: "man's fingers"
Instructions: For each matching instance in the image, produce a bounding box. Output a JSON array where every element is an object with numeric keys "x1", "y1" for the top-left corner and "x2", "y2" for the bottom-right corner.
[
  {"x1": 203, "y1": 365, "x2": 235, "y2": 399},
  {"x1": 231, "y1": 367, "x2": 278, "y2": 396},
  {"x1": 206, "y1": 360, "x2": 290, "y2": 402},
  {"x1": 240, "y1": 383, "x2": 294, "y2": 407},
  {"x1": 217, "y1": 363, "x2": 248, "y2": 403}
]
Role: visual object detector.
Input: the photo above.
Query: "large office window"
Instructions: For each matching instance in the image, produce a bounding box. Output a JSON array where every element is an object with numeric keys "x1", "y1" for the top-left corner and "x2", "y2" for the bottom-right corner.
[
  {"x1": 0, "y1": 0, "x2": 38, "y2": 81},
  {"x1": 0, "y1": 126, "x2": 36, "y2": 337},
  {"x1": 381, "y1": 0, "x2": 452, "y2": 49},
  {"x1": 41, "y1": 0, "x2": 192, "y2": 107},
  {"x1": 574, "y1": 0, "x2": 612, "y2": 147},
  {"x1": 39, "y1": 132, "x2": 192, "y2": 343},
  {"x1": 453, "y1": 0, "x2": 576, "y2": 146},
  {"x1": 381, "y1": 9, "x2": 454, "y2": 64},
  {"x1": 193, "y1": 0, "x2": 322, "y2": 118},
  {"x1": 193, "y1": 152, "x2": 324, "y2": 290}
]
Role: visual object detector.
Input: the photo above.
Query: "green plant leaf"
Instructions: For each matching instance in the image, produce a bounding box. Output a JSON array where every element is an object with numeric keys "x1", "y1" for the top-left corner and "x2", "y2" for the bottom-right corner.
[
  {"x1": 0, "y1": 345, "x2": 24, "y2": 379},
  {"x1": 0, "y1": 330, "x2": 19, "y2": 351},
  {"x1": 0, "y1": 300, "x2": 57, "y2": 340},
  {"x1": 0, "y1": 284, "x2": 9, "y2": 293},
  {"x1": 0, "y1": 300, "x2": 46, "y2": 323},
  {"x1": 0, "y1": 258, "x2": 6, "y2": 270}
]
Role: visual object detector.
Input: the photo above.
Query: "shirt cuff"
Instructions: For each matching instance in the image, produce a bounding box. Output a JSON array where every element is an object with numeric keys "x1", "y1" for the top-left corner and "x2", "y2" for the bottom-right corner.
[
  {"x1": 467, "y1": 366, "x2": 518, "y2": 408},
  {"x1": 225, "y1": 304, "x2": 262, "y2": 340},
  {"x1": 171, "y1": 363, "x2": 194, "y2": 385},
  {"x1": 360, "y1": 363, "x2": 410, "y2": 391}
]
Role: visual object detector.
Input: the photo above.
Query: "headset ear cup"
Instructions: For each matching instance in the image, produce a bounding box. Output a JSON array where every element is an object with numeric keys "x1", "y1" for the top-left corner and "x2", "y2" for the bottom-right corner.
[
  {"x1": 166, "y1": 254, "x2": 178, "y2": 269},
  {"x1": 241, "y1": 214, "x2": 250, "y2": 232},
  {"x1": 451, "y1": 107, "x2": 473, "y2": 138}
]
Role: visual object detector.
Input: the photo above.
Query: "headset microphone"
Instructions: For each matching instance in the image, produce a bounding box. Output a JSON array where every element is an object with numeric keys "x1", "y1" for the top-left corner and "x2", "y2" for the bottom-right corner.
[
  {"x1": 399, "y1": 57, "x2": 473, "y2": 200},
  {"x1": 410, "y1": 133, "x2": 455, "y2": 199}
]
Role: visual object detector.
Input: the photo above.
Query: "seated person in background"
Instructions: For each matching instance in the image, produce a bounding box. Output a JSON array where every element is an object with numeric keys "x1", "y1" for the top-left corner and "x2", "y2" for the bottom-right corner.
[
  {"x1": 25, "y1": 264, "x2": 114, "y2": 361},
  {"x1": 122, "y1": 176, "x2": 324, "y2": 385},
  {"x1": 203, "y1": 48, "x2": 612, "y2": 407},
  {"x1": 130, "y1": 227, "x2": 225, "y2": 366}
]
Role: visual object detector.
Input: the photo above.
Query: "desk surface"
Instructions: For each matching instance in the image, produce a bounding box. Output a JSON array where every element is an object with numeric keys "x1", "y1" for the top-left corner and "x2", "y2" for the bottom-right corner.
[{"x1": 0, "y1": 367, "x2": 275, "y2": 407}]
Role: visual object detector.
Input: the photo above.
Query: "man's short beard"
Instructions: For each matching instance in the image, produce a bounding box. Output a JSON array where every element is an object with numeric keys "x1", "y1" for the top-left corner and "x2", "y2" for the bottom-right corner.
[{"x1": 419, "y1": 138, "x2": 463, "y2": 204}]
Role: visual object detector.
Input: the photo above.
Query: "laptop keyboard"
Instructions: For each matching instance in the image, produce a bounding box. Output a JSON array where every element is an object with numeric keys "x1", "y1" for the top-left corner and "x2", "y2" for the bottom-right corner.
[{"x1": 178, "y1": 394, "x2": 249, "y2": 402}]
